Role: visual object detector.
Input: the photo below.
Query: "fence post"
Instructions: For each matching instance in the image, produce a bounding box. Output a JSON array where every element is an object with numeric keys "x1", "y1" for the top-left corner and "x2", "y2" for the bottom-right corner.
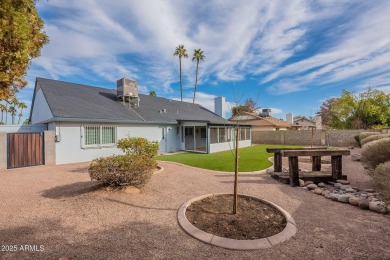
[
  {"x1": 44, "y1": 130, "x2": 56, "y2": 165},
  {"x1": 0, "y1": 132, "x2": 6, "y2": 170}
]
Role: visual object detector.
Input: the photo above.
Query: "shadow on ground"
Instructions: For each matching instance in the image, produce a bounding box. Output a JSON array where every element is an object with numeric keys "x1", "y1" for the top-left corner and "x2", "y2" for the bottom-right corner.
[{"x1": 41, "y1": 181, "x2": 103, "y2": 199}]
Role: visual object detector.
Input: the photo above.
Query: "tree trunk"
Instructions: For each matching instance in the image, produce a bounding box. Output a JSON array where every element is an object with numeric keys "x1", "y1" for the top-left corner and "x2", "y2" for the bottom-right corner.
[
  {"x1": 193, "y1": 61, "x2": 199, "y2": 103},
  {"x1": 17, "y1": 109, "x2": 23, "y2": 125},
  {"x1": 5, "y1": 103, "x2": 8, "y2": 124},
  {"x1": 179, "y1": 57, "x2": 182, "y2": 102},
  {"x1": 233, "y1": 126, "x2": 239, "y2": 214}
]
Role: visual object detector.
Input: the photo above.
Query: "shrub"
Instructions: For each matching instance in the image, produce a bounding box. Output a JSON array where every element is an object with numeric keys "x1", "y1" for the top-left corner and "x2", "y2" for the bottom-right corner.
[
  {"x1": 361, "y1": 134, "x2": 390, "y2": 147},
  {"x1": 359, "y1": 132, "x2": 378, "y2": 141},
  {"x1": 117, "y1": 137, "x2": 159, "y2": 158},
  {"x1": 89, "y1": 154, "x2": 156, "y2": 187},
  {"x1": 361, "y1": 138, "x2": 390, "y2": 170},
  {"x1": 373, "y1": 162, "x2": 390, "y2": 204}
]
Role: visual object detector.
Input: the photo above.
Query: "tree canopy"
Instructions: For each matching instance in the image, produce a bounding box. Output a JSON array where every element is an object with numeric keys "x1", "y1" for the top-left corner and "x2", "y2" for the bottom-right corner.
[
  {"x1": 319, "y1": 88, "x2": 390, "y2": 129},
  {"x1": 231, "y1": 98, "x2": 257, "y2": 116},
  {"x1": 0, "y1": 0, "x2": 49, "y2": 99}
]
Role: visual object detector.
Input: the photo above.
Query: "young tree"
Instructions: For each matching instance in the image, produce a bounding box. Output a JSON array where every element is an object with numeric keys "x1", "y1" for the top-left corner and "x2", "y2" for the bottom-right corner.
[
  {"x1": 319, "y1": 98, "x2": 337, "y2": 126},
  {"x1": 0, "y1": 0, "x2": 49, "y2": 99},
  {"x1": 173, "y1": 45, "x2": 188, "y2": 102},
  {"x1": 149, "y1": 90, "x2": 156, "y2": 97},
  {"x1": 192, "y1": 48, "x2": 205, "y2": 103}
]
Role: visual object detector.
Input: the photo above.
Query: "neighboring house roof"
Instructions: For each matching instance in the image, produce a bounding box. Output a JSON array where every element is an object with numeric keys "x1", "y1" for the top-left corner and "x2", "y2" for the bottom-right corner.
[
  {"x1": 30, "y1": 78, "x2": 230, "y2": 125},
  {"x1": 294, "y1": 117, "x2": 315, "y2": 125},
  {"x1": 229, "y1": 112, "x2": 292, "y2": 128}
]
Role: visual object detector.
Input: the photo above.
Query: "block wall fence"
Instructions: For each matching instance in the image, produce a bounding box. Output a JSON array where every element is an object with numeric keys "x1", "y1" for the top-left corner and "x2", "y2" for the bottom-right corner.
[{"x1": 252, "y1": 129, "x2": 388, "y2": 147}]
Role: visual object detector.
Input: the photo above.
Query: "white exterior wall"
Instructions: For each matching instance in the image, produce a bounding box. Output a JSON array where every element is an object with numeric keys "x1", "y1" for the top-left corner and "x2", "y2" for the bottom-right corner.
[
  {"x1": 209, "y1": 140, "x2": 251, "y2": 153},
  {"x1": 31, "y1": 89, "x2": 53, "y2": 124},
  {"x1": 54, "y1": 122, "x2": 177, "y2": 164}
]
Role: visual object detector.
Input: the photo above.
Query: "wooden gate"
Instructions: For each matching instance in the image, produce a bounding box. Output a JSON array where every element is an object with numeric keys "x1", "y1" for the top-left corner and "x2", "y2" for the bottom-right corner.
[{"x1": 7, "y1": 133, "x2": 44, "y2": 169}]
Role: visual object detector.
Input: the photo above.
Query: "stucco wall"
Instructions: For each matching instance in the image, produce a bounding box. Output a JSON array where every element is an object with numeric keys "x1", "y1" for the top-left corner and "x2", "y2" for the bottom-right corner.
[
  {"x1": 0, "y1": 132, "x2": 6, "y2": 170},
  {"x1": 53, "y1": 122, "x2": 178, "y2": 164}
]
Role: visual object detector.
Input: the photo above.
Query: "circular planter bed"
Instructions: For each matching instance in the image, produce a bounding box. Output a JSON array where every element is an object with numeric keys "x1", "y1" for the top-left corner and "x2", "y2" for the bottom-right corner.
[{"x1": 177, "y1": 194, "x2": 297, "y2": 250}]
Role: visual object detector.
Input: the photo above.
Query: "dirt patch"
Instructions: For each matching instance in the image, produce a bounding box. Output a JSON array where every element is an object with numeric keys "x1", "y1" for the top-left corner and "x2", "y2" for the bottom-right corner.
[{"x1": 185, "y1": 194, "x2": 286, "y2": 240}]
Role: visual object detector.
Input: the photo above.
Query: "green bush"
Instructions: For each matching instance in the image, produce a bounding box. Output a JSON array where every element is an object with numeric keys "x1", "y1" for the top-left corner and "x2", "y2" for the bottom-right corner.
[
  {"x1": 117, "y1": 137, "x2": 159, "y2": 158},
  {"x1": 89, "y1": 154, "x2": 156, "y2": 187},
  {"x1": 361, "y1": 138, "x2": 390, "y2": 170},
  {"x1": 359, "y1": 132, "x2": 379, "y2": 141},
  {"x1": 361, "y1": 134, "x2": 390, "y2": 147},
  {"x1": 373, "y1": 162, "x2": 390, "y2": 204}
]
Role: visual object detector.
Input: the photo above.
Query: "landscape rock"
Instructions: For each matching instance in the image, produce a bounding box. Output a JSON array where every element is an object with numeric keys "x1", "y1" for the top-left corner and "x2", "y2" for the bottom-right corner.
[
  {"x1": 338, "y1": 195, "x2": 350, "y2": 203},
  {"x1": 349, "y1": 197, "x2": 359, "y2": 206},
  {"x1": 348, "y1": 146, "x2": 354, "y2": 149},
  {"x1": 334, "y1": 183, "x2": 342, "y2": 189},
  {"x1": 322, "y1": 190, "x2": 331, "y2": 196},
  {"x1": 266, "y1": 168, "x2": 274, "y2": 174},
  {"x1": 304, "y1": 181, "x2": 314, "y2": 186},
  {"x1": 369, "y1": 202, "x2": 388, "y2": 214},
  {"x1": 314, "y1": 188, "x2": 323, "y2": 195},
  {"x1": 345, "y1": 188, "x2": 356, "y2": 193},
  {"x1": 351, "y1": 154, "x2": 361, "y2": 161},
  {"x1": 307, "y1": 184, "x2": 318, "y2": 190},
  {"x1": 317, "y1": 182, "x2": 326, "y2": 188},
  {"x1": 336, "y1": 180, "x2": 350, "y2": 185},
  {"x1": 330, "y1": 194, "x2": 340, "y2": 201},
  {"x1": 299, "y1": 179, "x2": 305, "y2": 187},
  {"x1": 325, "y1": 193, "x2": 332, "y2": 199},
  {"x1": 340, "y1": 185, "x2": 352, "y2": 191},
  {"x1": 123, "y1": 186, "x2": 141, "y2": 194},
  {"x1": 358, "y1": 198, "x2": 369, "y2": 210},
  {"x1": 365, "y1": 189, "x2": 375, "y2": 193}
]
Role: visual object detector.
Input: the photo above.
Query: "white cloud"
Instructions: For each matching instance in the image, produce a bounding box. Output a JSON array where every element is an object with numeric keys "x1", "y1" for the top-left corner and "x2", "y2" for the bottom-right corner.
[{"x1": 29, "y1": 0, "x2": 390, "y2": 99}]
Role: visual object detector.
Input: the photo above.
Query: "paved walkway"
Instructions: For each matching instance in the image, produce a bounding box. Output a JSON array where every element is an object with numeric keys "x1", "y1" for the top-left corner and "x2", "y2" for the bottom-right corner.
[{"x1": 0, "y1": 155, "x2": 389, "y2": 259}]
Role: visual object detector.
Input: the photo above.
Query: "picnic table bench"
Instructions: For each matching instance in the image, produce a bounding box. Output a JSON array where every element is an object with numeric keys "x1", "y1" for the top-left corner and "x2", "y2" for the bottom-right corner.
[
  {"x1": 281, "y1": 149, "x2": 351, "y2": 187},
  {"x1": 266, "y1": 147, "x2": 351, "y2": 186},
  {"x1": 266, "y1": 147, "x2": 326, "y2": 172}
]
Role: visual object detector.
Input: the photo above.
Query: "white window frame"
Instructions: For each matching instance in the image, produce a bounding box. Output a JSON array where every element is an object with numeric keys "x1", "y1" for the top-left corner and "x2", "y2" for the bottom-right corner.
[{"x1": 82, "y1": 125, "x2": 117, "y2": 148}]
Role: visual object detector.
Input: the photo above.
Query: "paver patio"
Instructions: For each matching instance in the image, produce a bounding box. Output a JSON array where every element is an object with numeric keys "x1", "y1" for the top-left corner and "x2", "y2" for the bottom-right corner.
[{"x1": 0, "y1": 148, "x2": 389, "y2": 259}]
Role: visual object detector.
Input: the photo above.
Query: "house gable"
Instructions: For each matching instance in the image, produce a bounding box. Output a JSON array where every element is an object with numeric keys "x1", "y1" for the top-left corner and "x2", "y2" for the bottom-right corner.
[{"x1": 30, "y1": 88, "x2": 53, "y2": 124}]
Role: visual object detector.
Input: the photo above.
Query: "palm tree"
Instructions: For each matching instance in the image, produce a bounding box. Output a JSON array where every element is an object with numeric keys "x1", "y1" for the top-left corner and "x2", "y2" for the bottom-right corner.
[
  {"x1": 174, "y1": 44, "x2": 188, "y2": 102},
  {"x1": 0, "y1": 103, "x2": 6, "y2": 124},
  {"x1": 17, "y1": 101, "x2": 27, "y2": 124},
  {"x1": 9, "y1": 106, "x2": 16, "y2": 125},
  {"x1": 192, "y1": 48, "x2": 205, "y2": 103}
]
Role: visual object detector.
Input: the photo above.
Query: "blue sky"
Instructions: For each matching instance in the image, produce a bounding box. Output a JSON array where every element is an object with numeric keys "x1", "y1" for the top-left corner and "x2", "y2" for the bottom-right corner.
[{"x1": 18, "y1": 0, "x2": 390, "y2": 121}]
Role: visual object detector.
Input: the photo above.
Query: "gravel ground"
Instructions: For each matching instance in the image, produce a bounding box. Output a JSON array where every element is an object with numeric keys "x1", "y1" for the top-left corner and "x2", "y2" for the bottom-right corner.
[{"x1": 0, "y1": 149, "x2": 389, "y2": 260}]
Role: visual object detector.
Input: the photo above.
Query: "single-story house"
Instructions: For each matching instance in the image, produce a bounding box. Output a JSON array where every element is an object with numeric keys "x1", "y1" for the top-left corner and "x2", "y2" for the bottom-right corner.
[
  {"x1": 29, "y1": 77, "x2": 251, "y2": 164},
  {"x1": 229, "y1": 112, "x2": 296, "y2": 131},
  {"x1": 293, "y1": 116, "x2": 322, "y2": 130}
]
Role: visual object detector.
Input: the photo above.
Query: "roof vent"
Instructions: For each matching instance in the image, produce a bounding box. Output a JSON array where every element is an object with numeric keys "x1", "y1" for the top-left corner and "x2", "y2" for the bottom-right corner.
[{"x1": 117, "y1": 78, "x2": 139, "y2": 108}]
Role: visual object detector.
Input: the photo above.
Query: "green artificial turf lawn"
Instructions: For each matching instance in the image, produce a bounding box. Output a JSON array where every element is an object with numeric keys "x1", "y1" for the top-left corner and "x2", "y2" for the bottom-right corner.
[{"x1": 155, "y1": 144, "x2": 302, "y2": 172}]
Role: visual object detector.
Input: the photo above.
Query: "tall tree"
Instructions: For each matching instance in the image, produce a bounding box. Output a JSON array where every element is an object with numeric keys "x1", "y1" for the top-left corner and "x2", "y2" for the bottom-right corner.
[
  {"x1": 192, "y1": 48, "x2": 205, "y2": 103},
  {"x1": 173, "y1": 44, "x2": 188, "y2": 102},
  {"x1": 318, "y1": 98, "x2": 337, "y2": 126},
  {"x1": 17, "y1": 101, "x2": 27, "y2": 124},
  {"x1": 0, "y1": 103, "x2": 5, "y2": 124},
  {"x1": 0, "y1": 0, "x2": 49, "y2": 99},
  {"x1": 331, "y1": 88, "x2": 390, "y2": 129},
  {"x1": 149, "y1": 90, "x2": 156, "y2": 97},
  {"x1": 8, "y1": 105, "x2": 16, "y2": 125}
]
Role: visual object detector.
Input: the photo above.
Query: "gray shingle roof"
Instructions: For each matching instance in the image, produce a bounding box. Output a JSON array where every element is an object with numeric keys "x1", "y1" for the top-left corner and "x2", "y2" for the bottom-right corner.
[{"x1": 33, "y1": 77, "x2": 230, "y2": 125}]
